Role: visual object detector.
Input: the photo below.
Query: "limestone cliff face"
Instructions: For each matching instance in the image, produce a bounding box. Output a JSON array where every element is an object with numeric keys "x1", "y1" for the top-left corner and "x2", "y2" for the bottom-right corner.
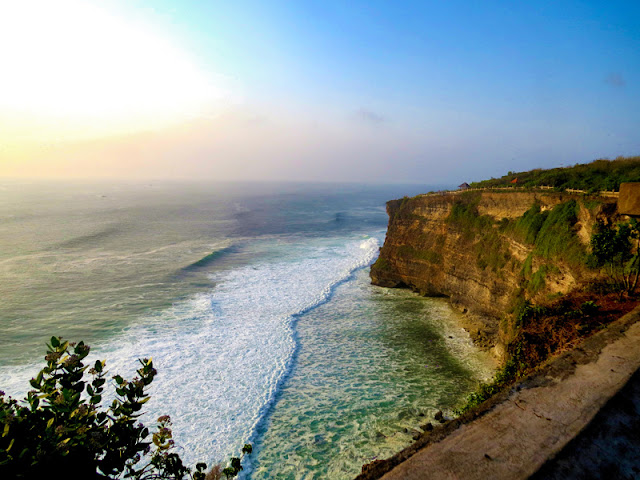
[{"x1": 370, "y1": 191, "x2": 618, "y2": 355}]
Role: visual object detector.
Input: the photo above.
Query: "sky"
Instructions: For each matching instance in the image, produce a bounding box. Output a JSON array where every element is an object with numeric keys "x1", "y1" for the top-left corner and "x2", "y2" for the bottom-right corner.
[{"x1": 0, "y1": 0, "x2": 639, "y2": 184}]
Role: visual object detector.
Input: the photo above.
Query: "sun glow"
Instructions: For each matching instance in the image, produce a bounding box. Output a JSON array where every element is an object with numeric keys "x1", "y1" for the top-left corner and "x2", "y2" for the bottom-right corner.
[{"x1": 0, "y1": 0, "x2": 229, "y2": 144}]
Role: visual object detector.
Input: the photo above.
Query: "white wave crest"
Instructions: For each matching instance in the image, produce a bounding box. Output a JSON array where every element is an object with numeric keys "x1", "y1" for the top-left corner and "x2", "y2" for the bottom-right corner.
[{"x1": 0, "y1": 235, "x2": 380, "y2": 469}]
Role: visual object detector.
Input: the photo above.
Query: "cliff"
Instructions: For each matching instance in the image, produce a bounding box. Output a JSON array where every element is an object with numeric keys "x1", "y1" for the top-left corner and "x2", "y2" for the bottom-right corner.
[{"x1": 370, "y1": 191, "x2": 620, "y2": 358}]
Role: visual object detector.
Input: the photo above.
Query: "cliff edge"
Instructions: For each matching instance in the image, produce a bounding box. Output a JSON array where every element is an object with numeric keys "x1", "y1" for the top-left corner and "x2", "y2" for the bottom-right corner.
[
  {"x1": 370, "y1": 191, "x2": 620, "y2": 359},
  {"x1": 361, "y1": 188, "x2": 640, "y2": 479}
]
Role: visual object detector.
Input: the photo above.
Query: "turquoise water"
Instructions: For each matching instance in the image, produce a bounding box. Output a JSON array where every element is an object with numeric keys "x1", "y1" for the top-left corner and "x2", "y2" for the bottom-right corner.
[
  {"x1": 250, "y1": 269, "x2": 493, "y2": 479},
  {"x1": 0, "y1": 180, "x2": 493, "y2": 478}
]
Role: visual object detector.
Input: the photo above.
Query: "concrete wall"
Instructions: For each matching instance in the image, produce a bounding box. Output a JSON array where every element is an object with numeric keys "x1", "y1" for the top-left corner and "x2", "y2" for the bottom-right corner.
[{"x1": 618, "y1": 183, "x2": 640, "y2": 216}]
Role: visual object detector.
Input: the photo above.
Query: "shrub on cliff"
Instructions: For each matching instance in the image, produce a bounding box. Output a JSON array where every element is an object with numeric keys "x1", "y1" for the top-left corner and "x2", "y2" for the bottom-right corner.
[
  {"x1": 510, "y1": 200, "x2": 585, "y2": 266},
  {"x1": 589, "y1": 219, "x2": 640, "y2": 295},
  {"x1": 0, "y1": 337, "x2": 249, "y2": 480}
]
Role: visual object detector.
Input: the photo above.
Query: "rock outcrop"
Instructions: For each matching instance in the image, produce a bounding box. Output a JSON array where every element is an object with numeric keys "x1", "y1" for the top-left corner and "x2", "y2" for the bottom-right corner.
[{"x1": 370, "y1": 191, "x2": 619, "y2": 357}]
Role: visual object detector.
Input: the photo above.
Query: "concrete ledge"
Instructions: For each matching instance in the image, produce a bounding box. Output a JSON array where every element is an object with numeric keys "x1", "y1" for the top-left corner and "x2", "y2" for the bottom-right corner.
[
  {"x1": 618, "y1": 183, "x2": 640, "y2": 216},
  {"x1": 531, "y1": 367, "x2": 640, "y2": 479}
]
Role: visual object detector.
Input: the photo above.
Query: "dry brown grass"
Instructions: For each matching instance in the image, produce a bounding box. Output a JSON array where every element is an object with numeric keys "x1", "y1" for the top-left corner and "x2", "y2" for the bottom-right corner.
[
  {"x1": 205, "y1": 463, "x2": 223, "y2": 480},
  {"x1": 517, "y1": 291, "x2": 638, "y2": 368}
]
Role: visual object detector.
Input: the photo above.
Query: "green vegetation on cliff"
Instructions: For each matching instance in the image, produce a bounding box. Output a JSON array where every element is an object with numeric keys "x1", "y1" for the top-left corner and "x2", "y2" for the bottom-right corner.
[
  {"x1": 470, "y1": 155, "x2": 640, "y2": 192},
  {"x1": 590, "y1": 219, "x2": 640, "y2": 295},
  {"x1": 445, "y1": 194, "x2": 512, "y2": 273},
  {"x1": 446, "y1": 196, "x2": 493, "y2": 234},
  {"x1": 510, "y1": 200, "x2": 586, "y2": 266},
  {"x1": 444, "y1": 193, "x2": 589, "y2": 276},
  {"x1": 456, "y1": 213, "x2": 640, "y2": 415},
  {"x1": 372, "y1": 157, "x2": 640, "y2": 444},
  {"x1": 397, "y1": 245, "x2": 443, "y2": 265}
]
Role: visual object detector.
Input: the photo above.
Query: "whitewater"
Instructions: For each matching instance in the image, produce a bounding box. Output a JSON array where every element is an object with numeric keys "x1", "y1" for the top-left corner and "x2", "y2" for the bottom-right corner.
[
  {"x1": 0, "y1": 181, "x2": 494, "y2": 479},
  {"x1": 0, "y1": 222, "x2": 381, "y2": 465}
]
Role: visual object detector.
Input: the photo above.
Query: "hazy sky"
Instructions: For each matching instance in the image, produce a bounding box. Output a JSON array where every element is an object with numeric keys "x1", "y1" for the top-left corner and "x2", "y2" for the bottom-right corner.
[{"x1": 1, "y1": 0, "x2": 639, "y2": 184}]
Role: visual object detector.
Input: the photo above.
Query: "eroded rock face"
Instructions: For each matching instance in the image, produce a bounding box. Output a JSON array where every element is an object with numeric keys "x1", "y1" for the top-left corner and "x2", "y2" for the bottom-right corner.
[{"x1": 370, "y1": 192, "x2": 617, "y2": 356}]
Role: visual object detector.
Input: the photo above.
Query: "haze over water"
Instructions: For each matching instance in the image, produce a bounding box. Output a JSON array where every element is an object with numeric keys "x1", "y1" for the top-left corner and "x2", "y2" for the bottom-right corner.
[{"x1": 0, "y1": 180, "x2": 493, "y2": 478}]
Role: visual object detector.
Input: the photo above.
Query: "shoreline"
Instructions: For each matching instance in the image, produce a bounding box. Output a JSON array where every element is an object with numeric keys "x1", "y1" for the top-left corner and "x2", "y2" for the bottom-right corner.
[
  {"x1": 356, "y1": 304, "x2": 640, "y2": 479},
  {"x1": 250, "y1": 268, "x2": 495, "y2": 479}
]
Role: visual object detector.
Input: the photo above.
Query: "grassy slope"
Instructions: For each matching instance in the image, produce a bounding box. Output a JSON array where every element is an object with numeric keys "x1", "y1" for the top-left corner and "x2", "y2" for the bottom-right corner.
[{"x1": 470, "y1": 155, "x2": 640, "y2": 192}]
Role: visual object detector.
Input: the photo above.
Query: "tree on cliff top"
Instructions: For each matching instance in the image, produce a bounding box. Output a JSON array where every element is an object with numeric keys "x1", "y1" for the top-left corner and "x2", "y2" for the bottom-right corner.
[{"x1": 0, "y1": 337, "x2": 250, "y2": 480}]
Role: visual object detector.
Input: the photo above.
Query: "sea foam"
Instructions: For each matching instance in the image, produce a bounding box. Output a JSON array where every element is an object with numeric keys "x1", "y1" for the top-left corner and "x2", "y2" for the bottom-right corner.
[{"x1": 0, "y1": 236, "x2": 380, "y2": 469}]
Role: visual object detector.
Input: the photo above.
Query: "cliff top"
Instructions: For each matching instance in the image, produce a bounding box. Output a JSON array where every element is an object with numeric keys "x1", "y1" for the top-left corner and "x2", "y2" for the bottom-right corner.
[{"x1": 468, "y1": 155, "x2": 640, "y2": 193}]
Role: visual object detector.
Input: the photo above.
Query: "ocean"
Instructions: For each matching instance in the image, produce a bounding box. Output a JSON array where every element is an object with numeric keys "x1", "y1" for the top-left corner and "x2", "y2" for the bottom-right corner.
[{"x1": 0, "y1": 180, "x2": 494, "y2": 479}]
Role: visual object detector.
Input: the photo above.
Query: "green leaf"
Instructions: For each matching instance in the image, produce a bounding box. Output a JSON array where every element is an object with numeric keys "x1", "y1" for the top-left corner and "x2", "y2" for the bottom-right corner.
[
  {"x1": 222, "y1": 467, "x2": 237, "y2": 478},
  {"x1": 2, "y1": 337, "x2": 211, "y2": 478}
]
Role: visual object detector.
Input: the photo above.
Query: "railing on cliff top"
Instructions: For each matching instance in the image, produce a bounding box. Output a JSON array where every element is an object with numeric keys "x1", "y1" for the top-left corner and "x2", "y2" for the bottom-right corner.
[{"x1": 421, "y1": 185, "x2": 620, "y2": 198}]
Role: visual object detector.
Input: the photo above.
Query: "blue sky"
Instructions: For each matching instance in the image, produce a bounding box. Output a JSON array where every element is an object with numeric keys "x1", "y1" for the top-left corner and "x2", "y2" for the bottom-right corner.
[{"x1": 1, "y1": 0, "x2": 639, "y2": 183}]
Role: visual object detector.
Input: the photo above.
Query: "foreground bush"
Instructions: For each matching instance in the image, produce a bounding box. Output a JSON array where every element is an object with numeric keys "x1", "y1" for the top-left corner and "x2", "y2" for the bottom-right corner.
[{"x1": 0, "y1": 337, "x2": 248, "y2": 479}]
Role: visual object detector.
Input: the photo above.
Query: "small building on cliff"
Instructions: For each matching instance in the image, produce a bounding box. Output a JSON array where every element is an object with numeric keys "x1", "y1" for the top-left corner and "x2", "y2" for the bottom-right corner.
[{"x1": 458, "y1": 182, "x2": 470, "y2": 191}]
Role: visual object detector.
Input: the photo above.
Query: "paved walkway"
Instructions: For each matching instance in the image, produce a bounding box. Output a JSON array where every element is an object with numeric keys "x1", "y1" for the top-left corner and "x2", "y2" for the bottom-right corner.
[{"x1": 380, "y1": 307, "x2": 640, "y2": 480}]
